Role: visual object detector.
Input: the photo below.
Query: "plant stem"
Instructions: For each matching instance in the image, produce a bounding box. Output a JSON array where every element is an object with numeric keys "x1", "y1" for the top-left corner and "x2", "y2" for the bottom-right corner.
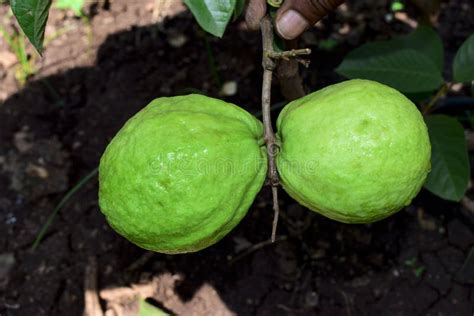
[
  {"x1": 261, "y1": 68, "x2": 278, "y2": 185},
  {"x1": 31, "y1": 167, "x2": 99, "y2": 251},
  {"x1": 422, "y1": 82, "x2": 451, "y2": 115},
  {"x1": 261, "y1": 16, "x2": 280, "y2": 242},
  {"x1": 203, "y1": 34, "x2": 222, "y2": 89},
  {"x1": 229, "y1": 236, "x2": 288, "y2": 264},
  {"x1": 260, "y1": 16, "x2": 311, "y2": 242}
]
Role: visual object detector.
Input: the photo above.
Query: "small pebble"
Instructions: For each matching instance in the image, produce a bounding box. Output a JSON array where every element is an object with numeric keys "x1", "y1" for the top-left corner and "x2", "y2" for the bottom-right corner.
[
  {"x1": 168, "y1": 33, "x2": 188, "y2": 48},
  {"x1": 220, "y1": 81, "x2": 238, "y2": 97}
]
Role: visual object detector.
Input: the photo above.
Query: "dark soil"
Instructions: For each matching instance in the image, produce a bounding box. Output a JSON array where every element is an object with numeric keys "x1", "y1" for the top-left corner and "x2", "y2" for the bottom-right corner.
[{"x1": 1, "y1": 0, "x2": 474, "y2": 315}]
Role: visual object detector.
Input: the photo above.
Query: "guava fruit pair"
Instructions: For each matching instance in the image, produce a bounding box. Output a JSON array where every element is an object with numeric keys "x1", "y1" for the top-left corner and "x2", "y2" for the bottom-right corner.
[{"x1": 98, "y1": 79, "x2": 431, "y2": 254}]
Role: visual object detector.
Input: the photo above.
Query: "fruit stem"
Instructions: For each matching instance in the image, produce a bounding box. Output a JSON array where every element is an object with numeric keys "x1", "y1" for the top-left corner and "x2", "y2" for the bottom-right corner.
[
  {"x1": 422, "y1": 82, "x2": 451, "y2": 115},
  {"x1": 260, "y1": 16, "x2": 311, "y2": 242}
]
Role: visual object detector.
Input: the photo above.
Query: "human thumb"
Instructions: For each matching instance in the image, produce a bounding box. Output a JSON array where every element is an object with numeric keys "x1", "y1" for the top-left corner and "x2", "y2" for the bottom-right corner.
[{"x1": 275, "y1": 0, "x2": 345, "y2": 40}]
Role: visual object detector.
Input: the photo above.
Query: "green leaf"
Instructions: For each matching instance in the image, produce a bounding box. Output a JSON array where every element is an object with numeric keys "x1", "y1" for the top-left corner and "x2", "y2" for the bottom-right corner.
[
  {"x1": 424, "y1": 115, "x2": 469, "y2": 201},
  {"x1": 184, "y1": 0, "x2": 236, "y2": 38},
  {"x1": 453, "y1": 34, "x2": 474, "y2": 83},
  {"x1": 336, "y1": 44, "x2": 444, "y2": 93},
  {"x1": 10, "y1": 0, "x2": 52, "y2": 54},
  {"x1": 336, "y1": 25, "x2": 445, "y2": 93},
  {"x1": 139, "y1": 299, "x2": 169, "y2": 316},
  {"x1": 55, "y1": 0, "x2": 85, "y2": 16},
  {"x1": 393, "y1": 25, "x2": 444, "y2": 71}
]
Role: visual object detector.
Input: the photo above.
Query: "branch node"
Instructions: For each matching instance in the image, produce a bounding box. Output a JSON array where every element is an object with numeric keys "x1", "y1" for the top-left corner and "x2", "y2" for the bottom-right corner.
[{"x1": 262, "y1": 55, "x2": 276, "y2": 71}]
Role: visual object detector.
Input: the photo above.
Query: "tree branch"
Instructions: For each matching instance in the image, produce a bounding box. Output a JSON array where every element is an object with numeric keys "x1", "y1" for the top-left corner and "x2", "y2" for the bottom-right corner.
[{"x1": 260, "y1": 16, "x2": 311, "y2": 242}]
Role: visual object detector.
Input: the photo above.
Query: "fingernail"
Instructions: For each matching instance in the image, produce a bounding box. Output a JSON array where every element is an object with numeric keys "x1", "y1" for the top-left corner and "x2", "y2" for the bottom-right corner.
[{"x1": 276, "y1": 10, "x2": 309, "y2": 40}]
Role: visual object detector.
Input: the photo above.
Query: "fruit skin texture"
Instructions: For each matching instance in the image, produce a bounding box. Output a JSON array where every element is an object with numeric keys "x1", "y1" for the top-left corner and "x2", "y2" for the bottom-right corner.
[
  {"x1": 276, "y1": 79, "x2": 431, "y2": 223},
  {"x1": 99, "y1": 95, "x2": 267, "y2": 254}
]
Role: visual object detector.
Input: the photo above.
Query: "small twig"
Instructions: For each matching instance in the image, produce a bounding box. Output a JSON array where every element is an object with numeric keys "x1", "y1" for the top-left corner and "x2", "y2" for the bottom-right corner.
[
  {"x1": 422, "y1": 82, "x2": 451, "y2": 114},
  {"x1": 267, "y1": 48, "x2": 311, "y2": 59},
  {"x1": 339, "y1": 289, "x2": 354, "y2": 316},
  {"x1": 228, "y1": 236, "x2": 288, "y2": 264},
  {"x1": 271, "y1": 186, "x2": 280, "y2": 241},
  {"x1": 260, "y1": 16, "x2": 311, "y2": 242},
  {"x1": 31, "y1": 167, "x2": 98, "y2": 251},
  {"x1": 126, "y1": 251, "x2": 155, "y2": 271}
]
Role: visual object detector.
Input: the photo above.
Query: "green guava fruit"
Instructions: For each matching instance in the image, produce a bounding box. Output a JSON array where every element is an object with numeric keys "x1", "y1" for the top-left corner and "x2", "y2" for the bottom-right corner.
[
  {"x1": 99, "y1": 95, "x2": 267, "y2": 254},
  {"x1": 276, "y1": 79, "x2": 431, "y2": 223}
]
